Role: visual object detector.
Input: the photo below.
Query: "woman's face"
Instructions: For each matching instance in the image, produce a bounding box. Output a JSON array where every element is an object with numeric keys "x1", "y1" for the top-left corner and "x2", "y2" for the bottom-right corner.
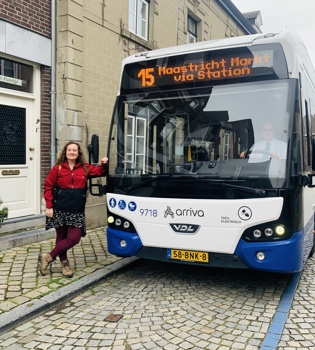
[{"x1": 66, "y1": 143, "x2": 79, "y2": 161}]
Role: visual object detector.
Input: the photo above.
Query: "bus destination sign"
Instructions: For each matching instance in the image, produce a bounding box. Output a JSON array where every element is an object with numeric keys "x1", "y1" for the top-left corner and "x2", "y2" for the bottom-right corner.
[
  {"x1": 123, "y1": 48, "x2": 278, "y2": 92},
  {"x1": 140, "y1": 51, "x2": 272, "y2": 86}
]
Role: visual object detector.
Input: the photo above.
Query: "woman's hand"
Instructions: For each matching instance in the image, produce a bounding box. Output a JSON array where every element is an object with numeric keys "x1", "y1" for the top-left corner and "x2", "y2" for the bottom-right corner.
[
  {"x1": 101, "y1": 157, "x2": 108, "y2": 164},
  {"x1": 46, "y1": 208, "x2": 54, "y2": 218}
]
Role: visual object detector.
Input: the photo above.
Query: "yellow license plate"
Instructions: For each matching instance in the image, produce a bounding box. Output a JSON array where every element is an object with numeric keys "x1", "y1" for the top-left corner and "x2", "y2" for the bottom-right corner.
[{"x1": 167, "y1": 249, "x2": 209, "y2": 263}]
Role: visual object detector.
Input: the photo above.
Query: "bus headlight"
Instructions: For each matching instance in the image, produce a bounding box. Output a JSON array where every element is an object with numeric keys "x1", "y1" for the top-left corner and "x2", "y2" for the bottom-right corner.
[
  {"x1": 264, "y1": 228, "x2": 273, "y2": 237},
  {"x1": 123, "y1": 221, "x2": 130, "y2": 229},
  {"x1": 242, "y1": 223, "x2": 290, "y2": 242},
  {"x1": 275, "y1": 225, "x2": 285, "y2": 236},
  {"x1": 253, "y1": 230, "x2": 262, "y2": 238},
  {"x1": 107, "y1": 212, "x2": 137, "y2": 233}
]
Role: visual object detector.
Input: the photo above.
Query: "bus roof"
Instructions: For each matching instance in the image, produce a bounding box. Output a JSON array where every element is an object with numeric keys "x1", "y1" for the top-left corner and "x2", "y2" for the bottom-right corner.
[{"x1": 122, "y1": 31, "x2": 315, "y2": 86}]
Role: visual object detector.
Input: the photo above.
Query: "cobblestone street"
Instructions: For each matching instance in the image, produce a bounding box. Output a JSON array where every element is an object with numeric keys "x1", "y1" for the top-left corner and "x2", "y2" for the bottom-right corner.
[{"x1": 0, "y1": 228, "x2": 315, "y2": 349}]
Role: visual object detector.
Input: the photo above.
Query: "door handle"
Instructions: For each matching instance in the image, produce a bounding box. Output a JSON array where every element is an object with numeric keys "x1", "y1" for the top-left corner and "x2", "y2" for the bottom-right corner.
[{"x1": 29, "y1": 147, "x2": 35, "y2": 151}]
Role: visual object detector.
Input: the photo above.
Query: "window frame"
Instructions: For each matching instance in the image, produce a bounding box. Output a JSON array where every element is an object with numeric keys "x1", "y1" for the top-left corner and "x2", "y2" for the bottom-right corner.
[
  {"x1": 129, "y1": 0, "x2": 149, "y2": 40},
  {"x1": 126, "y1": 115, "x2": 147, "y2": 173},
  {"x1": 0, "y1": 57, "x2": 33, "y2": 93},
  {"x1": 187, "y1": 15, "x2": 198, "y2": 44}
]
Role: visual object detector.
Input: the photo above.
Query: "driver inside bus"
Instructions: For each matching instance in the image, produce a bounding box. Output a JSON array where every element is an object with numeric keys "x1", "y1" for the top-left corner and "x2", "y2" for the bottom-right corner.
[{"x1": 240, "y1": 122, "x2": 287, "y2": 160}]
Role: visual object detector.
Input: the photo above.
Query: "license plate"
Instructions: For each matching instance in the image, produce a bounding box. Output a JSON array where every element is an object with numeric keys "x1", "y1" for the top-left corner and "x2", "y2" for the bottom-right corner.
[{"x1": 167, "y1": 249, "x2": 209, "y2": 263}]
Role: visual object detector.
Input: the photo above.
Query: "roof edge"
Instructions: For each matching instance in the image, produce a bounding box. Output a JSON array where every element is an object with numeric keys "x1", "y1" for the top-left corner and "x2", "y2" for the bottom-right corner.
[{"x1": 216, "y1": 0, "x2": 258, "y2": 35}]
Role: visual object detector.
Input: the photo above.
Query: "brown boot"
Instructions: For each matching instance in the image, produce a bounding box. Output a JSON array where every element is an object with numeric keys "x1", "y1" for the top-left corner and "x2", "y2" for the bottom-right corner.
[
  {"x1": 61, "y1": 259, "x2": 73, "y2": 278},
  {"x1": 38, "y1": 253, "x2": 53, "y2": 276}
]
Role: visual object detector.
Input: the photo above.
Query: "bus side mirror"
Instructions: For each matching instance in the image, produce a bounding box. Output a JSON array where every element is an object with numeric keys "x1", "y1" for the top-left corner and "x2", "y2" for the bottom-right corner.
[
  {"x1": 88, "y1": 134, "x2": 99, "y2": 164},
  {"x1": 87, "y1": 134, "x2": 105, "y2": 196}
]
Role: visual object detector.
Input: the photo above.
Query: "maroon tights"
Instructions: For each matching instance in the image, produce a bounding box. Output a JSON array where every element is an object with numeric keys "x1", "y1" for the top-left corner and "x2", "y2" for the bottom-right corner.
[{"x1": 50, "y1": 225, "x2": 82, "y2": 261}]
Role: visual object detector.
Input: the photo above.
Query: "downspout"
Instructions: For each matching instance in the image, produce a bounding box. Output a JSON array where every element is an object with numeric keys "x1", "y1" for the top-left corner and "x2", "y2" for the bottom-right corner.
[
  {"x1": 50, "y1": 0, "x2": 57, "y2": 166},
  {"x1": 177, "y1": 0, "x2": 179, "y2": 45}
]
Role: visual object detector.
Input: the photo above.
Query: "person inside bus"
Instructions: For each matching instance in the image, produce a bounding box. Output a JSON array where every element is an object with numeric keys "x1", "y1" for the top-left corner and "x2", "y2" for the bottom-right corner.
[{"x1": 239, "y1": 122, "x2": 287, "y2": 159}]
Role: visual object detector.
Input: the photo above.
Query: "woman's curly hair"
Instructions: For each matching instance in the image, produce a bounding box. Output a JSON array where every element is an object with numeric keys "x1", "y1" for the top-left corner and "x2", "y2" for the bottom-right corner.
[{"x1": 56, "y1": 141, "x2": 88, "y2": 174}]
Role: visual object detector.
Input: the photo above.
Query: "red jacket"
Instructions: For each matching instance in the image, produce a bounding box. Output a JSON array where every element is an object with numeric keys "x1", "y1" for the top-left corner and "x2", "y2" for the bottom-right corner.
[{"x1": 44, "y1": 161, "x2": 107, "y2": 213}]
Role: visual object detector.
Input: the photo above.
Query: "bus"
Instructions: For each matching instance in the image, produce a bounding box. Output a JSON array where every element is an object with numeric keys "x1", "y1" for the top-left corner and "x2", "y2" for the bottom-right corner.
[{"x1": 90, "y1": 31, "x2": 315, "y2": 273}]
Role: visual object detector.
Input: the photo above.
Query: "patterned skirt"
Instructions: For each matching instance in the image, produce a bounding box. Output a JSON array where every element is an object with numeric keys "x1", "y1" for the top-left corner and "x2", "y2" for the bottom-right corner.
[{"x1": 45, "y1": 210, "x2": 86, "y2": 236}]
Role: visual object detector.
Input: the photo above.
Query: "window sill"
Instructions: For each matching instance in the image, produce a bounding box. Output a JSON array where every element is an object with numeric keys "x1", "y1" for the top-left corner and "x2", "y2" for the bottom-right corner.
[{"x1": 121, "y1": 29, "x2": 158, "y2": 51}]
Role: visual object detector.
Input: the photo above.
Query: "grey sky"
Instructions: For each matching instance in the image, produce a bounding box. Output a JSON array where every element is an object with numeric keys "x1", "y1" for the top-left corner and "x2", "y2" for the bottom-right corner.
[{"x1": 232, "y1": 0, "x2": 315, "y2": 67}]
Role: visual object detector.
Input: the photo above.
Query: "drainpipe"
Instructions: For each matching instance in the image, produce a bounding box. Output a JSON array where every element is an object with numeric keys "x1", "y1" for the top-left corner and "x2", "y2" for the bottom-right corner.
[
  {"x1": 177, "y1": 0, "x2": 179, "y2": 45},
  {"x1": 50, "y1": 0, "x2": 57, "y2": 166}
]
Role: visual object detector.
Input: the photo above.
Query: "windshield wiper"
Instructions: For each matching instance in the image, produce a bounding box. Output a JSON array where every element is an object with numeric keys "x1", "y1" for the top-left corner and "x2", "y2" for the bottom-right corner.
[{"x1": 218, "y1": 182, "x2": 267, "y2": 196}]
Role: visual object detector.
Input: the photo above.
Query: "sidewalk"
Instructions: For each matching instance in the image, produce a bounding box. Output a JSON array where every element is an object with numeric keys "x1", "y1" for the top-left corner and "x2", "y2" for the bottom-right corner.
[{"x1": 0, "y1": 227, "x2": 138, "y2": 335}]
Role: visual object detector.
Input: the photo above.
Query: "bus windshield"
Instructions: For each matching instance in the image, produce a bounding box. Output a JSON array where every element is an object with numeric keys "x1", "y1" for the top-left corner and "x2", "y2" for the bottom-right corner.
[{"x1": 109, "y1": 79, "x2": 296, "y2": 194}]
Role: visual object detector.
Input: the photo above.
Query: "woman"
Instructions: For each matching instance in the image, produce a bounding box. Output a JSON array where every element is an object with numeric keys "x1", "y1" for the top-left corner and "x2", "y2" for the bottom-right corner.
[{"x1": 39, "y1": 141, "x2": 108, "y2": 278}]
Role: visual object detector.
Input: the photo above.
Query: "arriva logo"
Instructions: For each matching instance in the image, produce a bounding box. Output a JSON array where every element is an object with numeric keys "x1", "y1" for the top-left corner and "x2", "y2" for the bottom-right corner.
[
  {"x1": 176, "y1": 208, "x2": 204, "y2": 217},
  {"x1": 170, "y1": 224, "x2": 200, "y2": 235},
  {"x1": 164, "y1": 206, "x2": 205, "y2": 218}
]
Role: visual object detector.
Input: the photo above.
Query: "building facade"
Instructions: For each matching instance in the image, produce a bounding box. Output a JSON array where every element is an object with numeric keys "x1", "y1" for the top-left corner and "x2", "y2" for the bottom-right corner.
[
  {"x1": 0, "y1": 0, "x2": 258, "y2": 233},
  {"x1": 0, "y1": 0, "x2": 52, "y2": 232}
]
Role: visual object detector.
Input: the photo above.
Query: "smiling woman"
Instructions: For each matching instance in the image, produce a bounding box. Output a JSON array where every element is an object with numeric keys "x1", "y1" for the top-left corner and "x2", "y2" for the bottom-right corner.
[{"x1": 38, "y1": 141, "x2": 109, "y2": 279}]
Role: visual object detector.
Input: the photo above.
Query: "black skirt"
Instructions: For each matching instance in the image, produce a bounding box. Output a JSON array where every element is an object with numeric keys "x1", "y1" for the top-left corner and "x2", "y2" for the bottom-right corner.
[{"x1": 45, "y1": 210, "x2": 86, "y2": 236}]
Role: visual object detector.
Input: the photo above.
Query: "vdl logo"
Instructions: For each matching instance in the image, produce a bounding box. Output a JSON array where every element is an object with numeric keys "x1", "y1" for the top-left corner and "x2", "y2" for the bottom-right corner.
[{"x1": 170, "y1": 223, "x2": 200, "y2": 235}]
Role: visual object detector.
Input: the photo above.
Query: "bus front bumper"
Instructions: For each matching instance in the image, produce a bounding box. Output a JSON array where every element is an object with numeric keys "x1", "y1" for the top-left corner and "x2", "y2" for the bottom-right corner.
[{"x1": 107, "y1": 228, "x2": 305, "y2": 273}]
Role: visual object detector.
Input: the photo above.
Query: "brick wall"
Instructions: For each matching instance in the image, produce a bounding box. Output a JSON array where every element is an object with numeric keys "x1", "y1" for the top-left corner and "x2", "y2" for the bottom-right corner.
[{"x1": 0, "y1": 0, "x2": 51, "y2": 36}]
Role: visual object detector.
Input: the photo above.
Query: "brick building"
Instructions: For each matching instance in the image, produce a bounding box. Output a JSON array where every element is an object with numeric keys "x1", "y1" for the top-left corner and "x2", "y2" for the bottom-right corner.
[
  {"x1": 0, "y1": 0, "x2": 259, "y2": 233},
  {"x1": 0, "y1": 0, "x2": 52, "y2": 232}
]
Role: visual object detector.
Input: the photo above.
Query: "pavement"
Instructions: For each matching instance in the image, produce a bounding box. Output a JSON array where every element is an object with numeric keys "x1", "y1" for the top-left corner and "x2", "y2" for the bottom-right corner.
[
  {"x1": 0, "y1": 227, "x2": 138, "y2": 335},
  {"x1": 0, "y1": 227, "x2": 315, "y2": 349}
]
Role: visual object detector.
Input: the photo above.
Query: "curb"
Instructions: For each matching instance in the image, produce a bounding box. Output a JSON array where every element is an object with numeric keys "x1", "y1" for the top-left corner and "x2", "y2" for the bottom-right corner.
[
  {"x1": 0, "y1": 228, "x2": 55, "y2": 252},
  {"x1": 0, "y1": 256, "x2": 139, "y2": 335}
]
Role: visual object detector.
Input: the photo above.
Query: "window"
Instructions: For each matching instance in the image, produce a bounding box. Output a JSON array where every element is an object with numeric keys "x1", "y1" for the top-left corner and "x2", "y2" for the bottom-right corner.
[
  {"x1": 129, "y1": 0, "x2": 149, "y2": 40},
  {"x1": 126, "y1": 115, "x2": 147, "y2": 173},
  {"x1": 0, "y1": 58, "x2": 33, "y2": 92},
  {"x1": 187, "y1": 16, "x2": 197, "y2": 43}
]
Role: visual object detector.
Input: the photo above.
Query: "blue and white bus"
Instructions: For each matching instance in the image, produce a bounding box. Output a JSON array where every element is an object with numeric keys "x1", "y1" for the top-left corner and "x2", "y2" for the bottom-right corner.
[{"x1": 92, "y1": 31, "x2": 315, "y2": 273}]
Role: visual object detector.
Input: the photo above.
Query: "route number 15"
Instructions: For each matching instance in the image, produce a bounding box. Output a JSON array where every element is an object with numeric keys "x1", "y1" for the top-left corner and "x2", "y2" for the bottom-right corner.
[{"x1": 138, "y1": 68, "x2": 155, "y2": 86}]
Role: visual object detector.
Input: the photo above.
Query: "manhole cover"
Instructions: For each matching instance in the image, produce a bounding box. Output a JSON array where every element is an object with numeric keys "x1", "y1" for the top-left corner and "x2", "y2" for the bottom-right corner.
[{"x1": 104, "y1": 314, "x2": 123, "y2": 322}]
